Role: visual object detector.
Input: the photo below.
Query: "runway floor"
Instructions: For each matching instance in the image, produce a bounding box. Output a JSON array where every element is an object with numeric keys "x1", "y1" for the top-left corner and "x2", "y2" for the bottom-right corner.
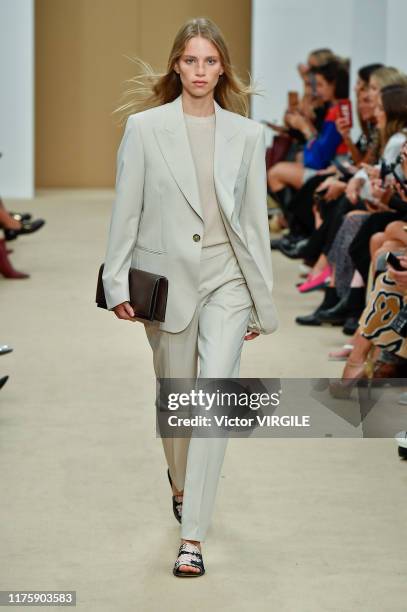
[{"x1": 1, "y1": 190, "x2": 406, "y2": 611}]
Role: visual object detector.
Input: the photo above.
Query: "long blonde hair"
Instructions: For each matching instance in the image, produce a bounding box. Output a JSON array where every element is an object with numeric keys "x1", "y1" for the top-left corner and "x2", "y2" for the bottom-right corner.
[{"x1": 113, "y1": 17, "x2": 260, "y2": 125}]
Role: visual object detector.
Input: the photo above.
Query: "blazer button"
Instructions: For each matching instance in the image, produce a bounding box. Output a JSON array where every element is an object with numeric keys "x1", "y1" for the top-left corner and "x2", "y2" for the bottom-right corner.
[{"x1": 193, "y1": 234, "x2": 201, "y2": 242}]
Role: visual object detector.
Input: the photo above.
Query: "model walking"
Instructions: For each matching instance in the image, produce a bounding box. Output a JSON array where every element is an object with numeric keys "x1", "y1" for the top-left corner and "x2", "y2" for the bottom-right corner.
[{"x1": 102, "y1": 17, "x2": 278, "y2": 577}]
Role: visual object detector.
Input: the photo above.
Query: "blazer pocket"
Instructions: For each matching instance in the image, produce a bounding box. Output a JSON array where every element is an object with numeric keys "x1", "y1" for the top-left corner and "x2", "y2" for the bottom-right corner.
[{"x1": 134, "y1": 244, "x2": 164, "y2": 255}]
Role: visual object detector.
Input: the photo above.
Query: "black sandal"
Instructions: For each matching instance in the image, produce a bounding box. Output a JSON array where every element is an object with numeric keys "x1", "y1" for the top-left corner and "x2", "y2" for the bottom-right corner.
[
  {"x1": 173, "y1": 542, "x2": 205, "y2": 578},
  {"x1": 167, "y1": 469, "x2": 182, "y2": 524}
]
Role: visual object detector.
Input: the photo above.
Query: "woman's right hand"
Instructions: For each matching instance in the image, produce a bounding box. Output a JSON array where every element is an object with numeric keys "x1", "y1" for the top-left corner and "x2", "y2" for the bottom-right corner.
[
  {"x1": 346, "y1": 176, "x2": 364, "y2": 205},
  {"x1": 335, "y1": 117, "x2": 351, "y2": 141},
  {"x1": 113, "y1": 301, "x2": 136, "y2": 320}
]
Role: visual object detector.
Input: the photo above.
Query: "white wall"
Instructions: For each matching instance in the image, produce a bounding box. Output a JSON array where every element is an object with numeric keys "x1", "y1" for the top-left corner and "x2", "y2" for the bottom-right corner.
[
  {"x1": 252, "y1": 0, "x2": 353, "y2": 130},
  {"x1": 0, "y1": 0, "x2": 34, "y2": 198},
  {"x1": 386, "y1": 0, "x2": 407, "y2": 74}
]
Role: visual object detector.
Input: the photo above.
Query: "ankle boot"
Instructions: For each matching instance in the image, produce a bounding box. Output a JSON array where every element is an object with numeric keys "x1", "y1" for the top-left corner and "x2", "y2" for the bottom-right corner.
[
  {"x1": 267, "y1": 186, "x2": 287, "y2": 207},
  {"x1": 296, "y1": 287, "x2": 340, "y2": 326},
  {"x1": 0, "y1": 239, "x2": 30, "y2": 278},
  {"x1": 319, "y1": 287, "x2": 366, "y2": 324}
]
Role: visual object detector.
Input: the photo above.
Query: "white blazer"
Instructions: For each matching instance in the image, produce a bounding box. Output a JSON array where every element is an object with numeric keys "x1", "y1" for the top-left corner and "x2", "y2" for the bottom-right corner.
[{"x1": 102, "y1": 92, "x2": 279, "y2": 334}]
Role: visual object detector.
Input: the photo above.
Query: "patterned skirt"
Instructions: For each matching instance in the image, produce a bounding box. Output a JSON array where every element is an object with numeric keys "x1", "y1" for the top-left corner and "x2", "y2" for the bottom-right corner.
[{"x1": 359, "y1": 271, "x2": 407, "y2": 358}]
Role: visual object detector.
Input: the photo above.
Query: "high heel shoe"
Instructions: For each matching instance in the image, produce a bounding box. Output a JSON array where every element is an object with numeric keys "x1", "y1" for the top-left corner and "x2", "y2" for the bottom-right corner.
[
  {"x1": 3, "y1": 219, "x2": 45, "y2": 241},
  {"x1": 167, "y1": 469, "x2": 182, "y2": 524},
  {"x1": 0, "y1": 239, "x2": 29, "y2": 278},
  {"x1": 0, "y1": 345, "x2": 13, "y2": 356},
  {"x1": 328, "y1": 359, "x2": 372, "y2": 399},
  {"x1": 9, "y1": 212, "x2": 32, "y2": 222}
]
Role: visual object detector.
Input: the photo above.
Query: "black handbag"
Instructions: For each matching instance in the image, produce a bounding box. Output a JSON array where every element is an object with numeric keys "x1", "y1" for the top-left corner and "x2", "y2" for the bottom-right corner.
[{"x1": 96, "y1": 263, "x2": 168, "y2": 322}]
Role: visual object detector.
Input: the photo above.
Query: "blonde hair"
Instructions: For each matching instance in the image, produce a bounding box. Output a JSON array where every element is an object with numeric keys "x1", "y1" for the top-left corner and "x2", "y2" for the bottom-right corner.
[
  {"x1": 113, "y1": 17, "x2": 260, "y2": 125},
  {"x1": 308, "y1": 48, "x2": 336, "y2": 66},
  {"x1": 371, "y1": 66, "x2": 407, "y2": 90}
]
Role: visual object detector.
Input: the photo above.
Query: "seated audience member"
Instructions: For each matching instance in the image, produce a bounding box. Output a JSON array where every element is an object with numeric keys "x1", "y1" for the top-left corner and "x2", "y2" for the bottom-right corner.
[
  {"x1": 335, "y1": 64, "x2": 383, "y2": 165},
  {"x1": 267, "y1": 58, "x2": 349, "y2": 200},
  {"x1": 272, "y1": 65, "x2": 380, "y2": 252},
  {"x1": 329, "y1": 257, "x2": 407, "y2": 397},
  {"x1": 265, "y1": 48, "x2": 337, "y2": 184},
  {"x1": 294, "y1": 83, "x2": 407, "y2": 327},
  {"x1": 0, "y1": 195, "x2": 46, "y2": 278},
  {"x1": 290, "y1": 48, "x2": 337, "y2": 137}
]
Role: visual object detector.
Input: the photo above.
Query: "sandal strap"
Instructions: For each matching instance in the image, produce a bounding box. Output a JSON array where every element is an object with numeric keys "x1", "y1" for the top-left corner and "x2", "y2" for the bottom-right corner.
[
  {"x1": 174, "y1": 545, "x2": 205, "y2": 573},
  {"x1": 178, "y1": 544, "x2": 202, "y2": 557},
  {"x1": 172, "y1": 497, "x2": 183, "y2": 517}
]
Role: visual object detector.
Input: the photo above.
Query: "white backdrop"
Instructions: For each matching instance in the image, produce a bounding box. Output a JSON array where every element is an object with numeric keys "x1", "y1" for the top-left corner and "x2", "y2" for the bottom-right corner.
[{"x1": 0, "y1": 0, "x2": 34, "y2": 198}]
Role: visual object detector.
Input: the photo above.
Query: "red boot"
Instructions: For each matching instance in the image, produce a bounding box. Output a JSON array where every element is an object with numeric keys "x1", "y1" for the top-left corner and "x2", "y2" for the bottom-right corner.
[{"x1": 0, "y1": 239, "x2": 29, "y2": 278}]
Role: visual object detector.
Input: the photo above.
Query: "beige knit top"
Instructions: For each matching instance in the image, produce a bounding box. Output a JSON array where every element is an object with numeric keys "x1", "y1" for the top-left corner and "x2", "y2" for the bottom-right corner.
[{"x1": 184, "y1": 112, "x2": 230, "y2": 247}]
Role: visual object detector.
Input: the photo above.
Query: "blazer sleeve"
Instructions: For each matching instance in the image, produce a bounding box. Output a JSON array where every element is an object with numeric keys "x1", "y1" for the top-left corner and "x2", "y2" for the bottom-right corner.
[
  {"x1": 102, "y1": 115, "x2": 145, "y2": 310},
  {"x1": 240, "y1": 124, "x2": 277, "y2": 333}
]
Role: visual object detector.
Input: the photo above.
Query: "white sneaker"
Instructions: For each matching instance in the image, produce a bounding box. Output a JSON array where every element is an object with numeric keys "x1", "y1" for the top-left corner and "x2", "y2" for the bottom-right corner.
[{"x1": 395, "y1": 430, "x2": 407, "y2": 458}]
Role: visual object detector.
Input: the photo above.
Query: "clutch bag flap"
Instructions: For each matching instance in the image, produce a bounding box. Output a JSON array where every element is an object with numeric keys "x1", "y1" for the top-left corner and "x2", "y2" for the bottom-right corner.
[{"x1": 96, "y1": 263, "x2": 168, "y2": 322}]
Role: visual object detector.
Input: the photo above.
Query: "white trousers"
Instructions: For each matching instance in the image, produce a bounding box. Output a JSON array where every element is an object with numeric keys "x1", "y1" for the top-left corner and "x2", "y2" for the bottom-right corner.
[{"x1": 144, "y1": 240, "x2": 253, "y2": 541}]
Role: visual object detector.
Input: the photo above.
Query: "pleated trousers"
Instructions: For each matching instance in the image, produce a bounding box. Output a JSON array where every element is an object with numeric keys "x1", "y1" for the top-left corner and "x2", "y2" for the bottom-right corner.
[{"x1": 143, "y1": 240, "x2": 253, "y2": 541}]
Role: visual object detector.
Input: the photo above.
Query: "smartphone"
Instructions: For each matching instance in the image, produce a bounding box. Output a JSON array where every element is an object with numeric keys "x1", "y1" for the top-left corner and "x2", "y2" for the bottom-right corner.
[
  {"x1": 288, "y1": 91, "x2": 299, "y2": 110},
  {"x1": 308, "y1": 73, "x2": 317, "y2": 97},
  {"x1": 261, "y1": 120, "x2": 289, "y2": 134},
  {"x1": 338, "y1": 99, "x2": 353, "y2": 128},
  {"x1": 386, "y1": 252, "x2": 405, "y2": 271}
]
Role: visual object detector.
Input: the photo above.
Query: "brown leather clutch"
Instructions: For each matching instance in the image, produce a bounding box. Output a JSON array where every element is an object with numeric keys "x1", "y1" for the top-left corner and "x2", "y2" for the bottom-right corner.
[{"x1": 96, "y1": 263, "x2": 168, "y2": 322}]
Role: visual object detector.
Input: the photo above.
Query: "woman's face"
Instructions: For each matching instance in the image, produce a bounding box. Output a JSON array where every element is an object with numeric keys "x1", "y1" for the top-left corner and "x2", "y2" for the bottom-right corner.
[
  {"x1": 369, "y1": 76, "x2": 381, "y2": 109},
  {"x1": 374, "y1": 95, "x2": 386, "y2": 130},
  {"x1": 355, "y1": 77, "x2": 366, "y2": 97},
  {"x1": 174, "y1": 36, "x2": 224, "y2": 99},
  {"x1": 358, "y1": 90, "x2": 375, "y2": 122},
  {"x1": 315, "y1": 73, "x2": 335, "y2": 102}
]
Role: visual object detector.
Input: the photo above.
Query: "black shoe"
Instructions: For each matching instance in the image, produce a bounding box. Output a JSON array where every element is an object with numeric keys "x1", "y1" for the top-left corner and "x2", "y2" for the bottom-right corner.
[
  {"x1": 4, "y1": 219, "x2": 45, "y2": 241},
  {"x1": 270, "y1": 238, "x2": 284, "y2": 250},
  {"x1": 343, "y1": 316, "x2": 360, "y2": 336},
  {"x1": 9, "y1": 211, "x2": 32, "y2": 222},
  {"x1": 319, "y1": 288, "x2": 366, "y2": 325},
  {"x1": 0, "y1": 375, "x2": 9, "y2": 390},
  {"x1": 279, "y1": 238, "x2": 310, "y2": 259},
  {"x1": 295, "y1": 311, "x2": 323, "y2": 326},
  {"x1": 167, "y1": 469, "x2": 182, "y2": 524},
  {"x1": 318, "y1": 295, "x2": 350, "y2": 325},
  {"x1": 270, "y1": 234, "x2": 303, "y2": 250},
  {"x1": 0, "y1": 345, "x2": 13, "y2": 356},
  {"x1": 295, "y1": 287, "x2": 340, "y2": 326}
]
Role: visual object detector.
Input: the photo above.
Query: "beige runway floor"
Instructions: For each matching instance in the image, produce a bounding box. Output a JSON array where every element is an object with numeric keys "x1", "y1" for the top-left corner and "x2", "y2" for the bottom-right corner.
[{"x1": 1, "y1": 190, "x2": 406, "y2": 612}]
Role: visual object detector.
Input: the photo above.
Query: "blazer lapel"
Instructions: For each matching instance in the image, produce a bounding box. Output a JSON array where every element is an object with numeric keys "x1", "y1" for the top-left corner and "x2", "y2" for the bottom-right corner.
[{"x1": 153, "y1": 93, "x2": 245, "y2": 226}]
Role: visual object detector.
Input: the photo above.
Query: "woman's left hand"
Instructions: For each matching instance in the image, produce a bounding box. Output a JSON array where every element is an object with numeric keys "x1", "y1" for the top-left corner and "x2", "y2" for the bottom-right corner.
[{"x1": 244, "y1": 331, "x2": 260, "y2": 340}]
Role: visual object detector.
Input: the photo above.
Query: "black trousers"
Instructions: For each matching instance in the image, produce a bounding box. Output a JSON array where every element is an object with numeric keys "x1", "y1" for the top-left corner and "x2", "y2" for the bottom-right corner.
[
  {"x1": 286, "y1": 175, "x2": 329, "y2": 236},
  {"x1": 349, "y1": 210, "x2": 406, "y2": 282},
  {"x1": 301, "y1": 195, "x2": 365, "y2": 261}
]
